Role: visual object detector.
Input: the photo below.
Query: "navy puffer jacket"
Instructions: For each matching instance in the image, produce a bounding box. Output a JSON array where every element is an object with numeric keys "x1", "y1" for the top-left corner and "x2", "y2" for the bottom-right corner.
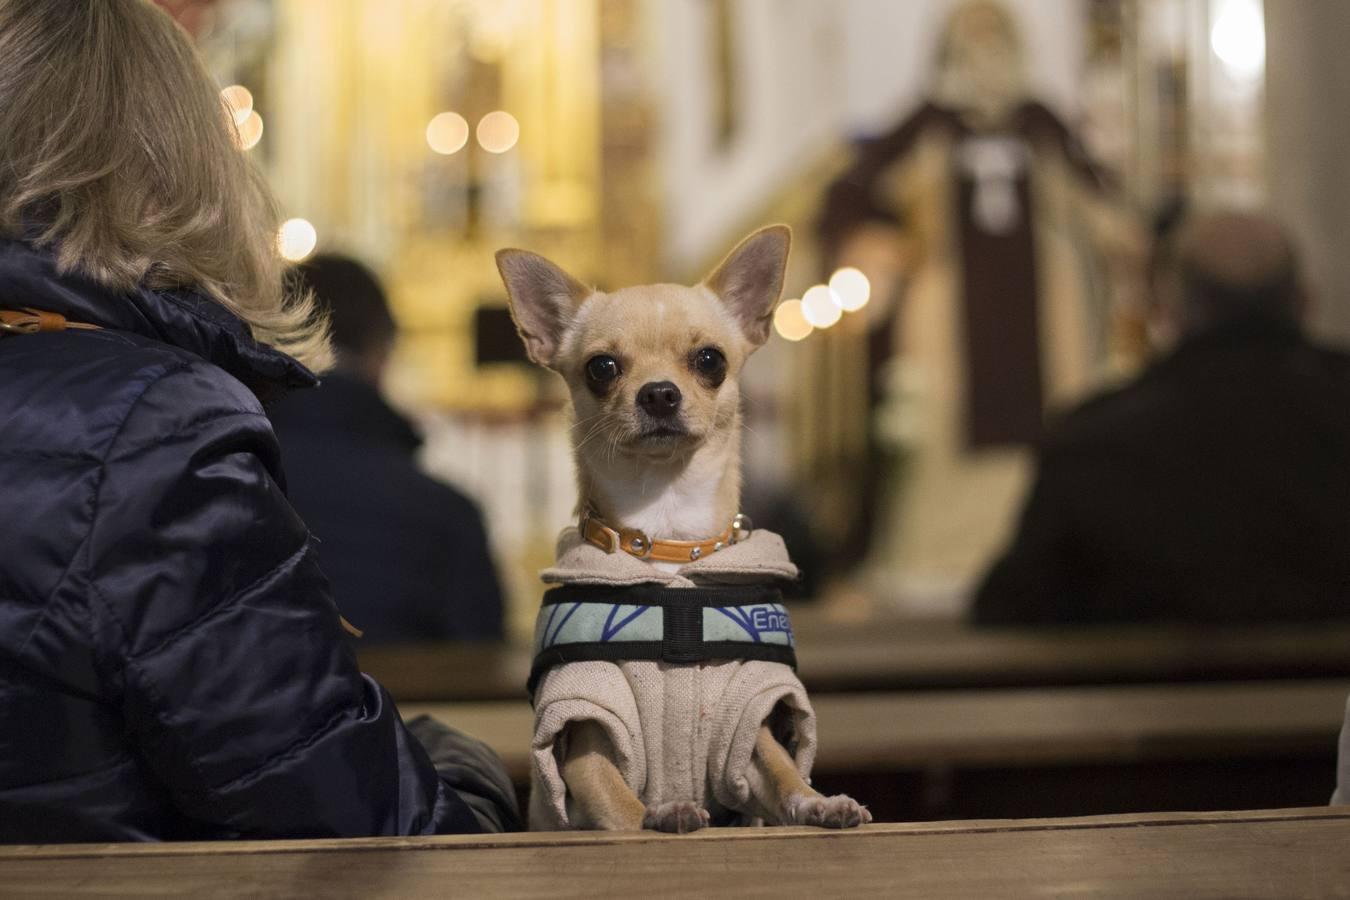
[{"x1": 0, "y1": 241, "x2": 517, "y2": 841}]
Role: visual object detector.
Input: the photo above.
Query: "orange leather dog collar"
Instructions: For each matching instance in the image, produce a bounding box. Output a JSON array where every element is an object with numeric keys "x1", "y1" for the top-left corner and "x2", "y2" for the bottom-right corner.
[{"x1": 580, "y1": 511, "x2": 753, "y2": 564}]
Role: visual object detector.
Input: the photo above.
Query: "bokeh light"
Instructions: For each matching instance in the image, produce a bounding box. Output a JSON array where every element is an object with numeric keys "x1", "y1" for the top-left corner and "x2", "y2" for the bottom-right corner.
[
  {"x1": 1211, "y1": 0, "x2": 1265, "y2": 81},
  {"x1": 773, "y1": 299, "x2": 813, "y2": 342},
  {"x1": 277, "y1": 218, "x2": 318, "y2": 262},
  {"x1": 220, "y1": 85, "x2": 254, "y2": 125},
  {"x1": 235, "y1": 110, "x2": 264, "y2": 151},
  {"x1": 426, "y1": 112, "x2": 470, "y2": 155},
  {"x1": 801, "y1": 284, "x2": 843, "y2": 329},
  {"x1": 476, "y1": 111, "x2": 520, "y2": 154},
  {"x1": 829, "y1": 267, "x2": 871, "y2": 312}
]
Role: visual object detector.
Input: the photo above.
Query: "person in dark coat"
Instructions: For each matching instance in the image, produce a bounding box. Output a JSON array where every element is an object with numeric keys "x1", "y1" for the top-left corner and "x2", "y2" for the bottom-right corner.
[
  {"x1": 0, "y1": 0, "x2": 517, "y2": 842},
  {"x1": 974, "y1": 210, "x2": 1350, "y2": 625},
  {"x1": 269, "y1": 256, "x2": 504, "y2": 642}
]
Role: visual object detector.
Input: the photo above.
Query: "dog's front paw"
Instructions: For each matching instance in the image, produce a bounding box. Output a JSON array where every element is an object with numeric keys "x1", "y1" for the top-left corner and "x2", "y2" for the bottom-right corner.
[
  {"x1": 643, "y1": 801, "x2": 711, "y2": 834},
  {"x1": 782, "y1": 792, "x2": 872, "y2": 828}
]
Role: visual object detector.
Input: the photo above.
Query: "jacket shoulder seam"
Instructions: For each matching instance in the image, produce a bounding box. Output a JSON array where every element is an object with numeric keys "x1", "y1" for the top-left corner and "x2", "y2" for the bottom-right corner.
[
  {"x1": 76, "y1": 360, "x2": 282, "y2": 682},
  {"x1": 210, "y1": 701, "x2": 355, "y2": 803},
  {"x1": 134, "y1": 538, "x2": 313, "y2": 663},
  {"x1": 0, "y1": 449, "x2": 98, "y2": 462},
  {"x1": 14, "y1": 358, "x2": 196, "y2": 662},
  {"x1": 85, "y1": 578, "x2": 227, "y2": 812},
  {"x1": 89, "y1": 561, "x2": 348, "y2": 822}
]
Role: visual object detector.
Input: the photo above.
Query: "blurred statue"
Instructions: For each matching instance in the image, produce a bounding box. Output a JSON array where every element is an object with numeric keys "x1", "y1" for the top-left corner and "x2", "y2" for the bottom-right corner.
[{"x1": 818, "y1": 0, "x2": 1142, "y2": 610}]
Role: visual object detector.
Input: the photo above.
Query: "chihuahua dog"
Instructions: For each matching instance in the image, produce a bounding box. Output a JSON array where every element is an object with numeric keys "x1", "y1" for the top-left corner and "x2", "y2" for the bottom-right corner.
[{"x1": 498, "y1": 225, "x2": 869, "y2": 832}]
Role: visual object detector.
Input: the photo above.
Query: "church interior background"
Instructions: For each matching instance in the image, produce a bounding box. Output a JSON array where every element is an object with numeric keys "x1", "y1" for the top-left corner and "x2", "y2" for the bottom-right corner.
[{"x1": 182, "y1": 0, "x2": 1314, "y2": 636}]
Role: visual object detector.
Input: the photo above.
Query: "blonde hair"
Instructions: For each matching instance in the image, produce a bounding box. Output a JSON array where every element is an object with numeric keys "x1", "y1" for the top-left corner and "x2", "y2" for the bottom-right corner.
[{"x1": 0, "y1": 0, "x2": 331, "y2": 370}]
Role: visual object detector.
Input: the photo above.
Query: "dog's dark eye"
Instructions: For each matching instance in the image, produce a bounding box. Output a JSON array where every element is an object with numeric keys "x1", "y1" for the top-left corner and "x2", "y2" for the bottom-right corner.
[
  {"x1": 691, "y1": 346, "x2": 727, "y2": 386},
  {"x1": 585, "y1": 355, "x2": 621, "y2": 386}
]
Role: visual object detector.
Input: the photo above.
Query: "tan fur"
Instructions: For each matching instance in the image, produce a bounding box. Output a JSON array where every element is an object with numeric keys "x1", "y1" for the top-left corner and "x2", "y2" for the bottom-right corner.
[
  {"x1": 750, "y1": 724, "x2": 815, "y2": 813},
  {"x1": 558, "y1": 720, "x2": 647, "y2": 830},
  {"x1": 500, "y1": 226, "x2": 869, "y2": 831},
  {"x1": 496, "y1": 226, "x2": 789, "y2": 543},
  {"x1": 564, "y1": 283, "x2": 749, "y2": 541}
]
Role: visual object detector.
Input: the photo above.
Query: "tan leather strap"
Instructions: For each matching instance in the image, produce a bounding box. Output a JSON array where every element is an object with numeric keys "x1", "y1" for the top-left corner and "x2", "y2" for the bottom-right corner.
[
  {"x1": 580, "y1": 510, "x2": 753, "y2": 564},
  {"x1": 0, "y1": 307, "x2": 102, "y2": 336}
]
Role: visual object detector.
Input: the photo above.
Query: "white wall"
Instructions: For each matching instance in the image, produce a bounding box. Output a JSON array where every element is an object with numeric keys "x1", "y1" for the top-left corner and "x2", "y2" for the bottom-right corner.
[
  {"x1": 651, "y1": 0, "x2": 845, "y2": 273},
  {"x1": 1265, "y1": 0, "x2": 1350, "y2": 343},
  {"x1": 841, "y1": 0, "x2": 1085, "y2": 136}
]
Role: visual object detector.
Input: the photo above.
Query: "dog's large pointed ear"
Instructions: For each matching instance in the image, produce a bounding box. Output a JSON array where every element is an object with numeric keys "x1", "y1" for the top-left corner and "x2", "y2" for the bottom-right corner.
[
  {"x1": 496, "y1": 249, "x2": 593, "y2": 367},
  {"x1": 702, "y1": 224, "x2": 791, "y2": 348}
]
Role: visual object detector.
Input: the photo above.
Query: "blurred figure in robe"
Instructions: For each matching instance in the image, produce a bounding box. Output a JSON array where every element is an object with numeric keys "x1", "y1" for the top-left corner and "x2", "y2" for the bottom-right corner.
[{"x1": 818, "y1": 0, "x2": 1142, "y2": 612}]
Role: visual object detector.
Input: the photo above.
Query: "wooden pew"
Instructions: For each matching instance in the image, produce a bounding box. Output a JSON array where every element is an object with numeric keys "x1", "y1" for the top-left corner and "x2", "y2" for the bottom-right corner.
[
  {"x1": 357, "y1": 622, "x2": 1350, "y2": 701},
  {"x1": 796, "y1": 620, "x2": 1350, "y2": 693},
  {"x1": 3, "y1": 808, "x2": 1347, "y2": 898},
  {"x1": 402, "y1": 679, "x2": 1349, "y2": 820},
  {"x1": 402, "y1": 680, "x2": 1348, "y2": 780}
]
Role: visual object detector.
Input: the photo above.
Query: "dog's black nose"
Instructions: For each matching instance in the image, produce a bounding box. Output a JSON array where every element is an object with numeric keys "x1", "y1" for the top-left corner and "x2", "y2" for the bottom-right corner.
[{"x1": 637, "y1": 381, "x2": 682, "y2": 418}]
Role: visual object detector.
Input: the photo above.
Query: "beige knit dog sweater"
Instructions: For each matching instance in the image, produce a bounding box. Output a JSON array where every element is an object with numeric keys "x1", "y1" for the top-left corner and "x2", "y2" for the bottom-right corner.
[{"x1": 528, "y1": 527, "x2": 817, "y2": 830}]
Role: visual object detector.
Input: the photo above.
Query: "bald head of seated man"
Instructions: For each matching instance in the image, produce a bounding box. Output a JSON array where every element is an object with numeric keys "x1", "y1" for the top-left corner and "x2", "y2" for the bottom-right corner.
[
  {"x1": 975, "y1": 208, "x2": 1350, "y2": 625},
  {"x1": 1149, "y1": 210, "x2": 1309, "y2": 347}
]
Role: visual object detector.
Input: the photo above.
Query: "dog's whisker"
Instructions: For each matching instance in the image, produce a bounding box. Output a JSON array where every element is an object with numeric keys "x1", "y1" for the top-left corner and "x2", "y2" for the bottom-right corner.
[
  {"x1": 569, "y1": 412, "x2": 606, "y2": 432},
  {"x1": 605, "y1": 428, "x2": 624, "y2": 465},
  {"x1": 573, "y1": 419, "x2": 611, "y2": 453}
]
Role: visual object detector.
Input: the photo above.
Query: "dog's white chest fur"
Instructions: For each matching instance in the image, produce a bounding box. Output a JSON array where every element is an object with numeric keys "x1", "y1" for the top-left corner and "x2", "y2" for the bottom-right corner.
[{"x1": 581, "y1": 429, "x2": 739, "y2": 574}]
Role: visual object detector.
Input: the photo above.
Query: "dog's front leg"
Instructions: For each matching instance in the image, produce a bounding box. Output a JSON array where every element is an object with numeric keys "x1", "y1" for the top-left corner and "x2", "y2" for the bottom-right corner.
[
  {"x1": 747, "y1": 725, "x2": 871, "y2": 828},
  {"x1": 561, "y1": 720, "x2": 710, "y2": 832}
]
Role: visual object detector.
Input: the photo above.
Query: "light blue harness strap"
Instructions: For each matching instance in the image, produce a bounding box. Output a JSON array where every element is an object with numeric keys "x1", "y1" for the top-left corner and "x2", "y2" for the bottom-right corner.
[{"x1": 528, "y1": 583, "x2": 795, "y2": 696}]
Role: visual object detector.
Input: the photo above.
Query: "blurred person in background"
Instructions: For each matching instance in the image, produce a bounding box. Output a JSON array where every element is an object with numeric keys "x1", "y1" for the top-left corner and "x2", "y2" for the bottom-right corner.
[
  {"x1": 269, "y1": 255, "x2": 504, "y2": 642},
  {"x1": 974, "y1": 209, "x2": 1350, "y2": 625},
  {"x1": 0, "y1": 0, "x2": 516, "y2": 841}
]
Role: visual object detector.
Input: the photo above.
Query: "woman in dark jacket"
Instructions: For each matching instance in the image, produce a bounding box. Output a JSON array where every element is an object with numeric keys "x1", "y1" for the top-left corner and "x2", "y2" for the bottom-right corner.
[{"x1": 0, "y1": 0, "x2": 517, "y2": 841}]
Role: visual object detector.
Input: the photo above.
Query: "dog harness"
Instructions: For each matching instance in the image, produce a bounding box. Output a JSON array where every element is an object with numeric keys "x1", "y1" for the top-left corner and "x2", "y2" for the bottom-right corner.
[{"x1": 528, "y1": 583, "x2": 796, "y2": 696}]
